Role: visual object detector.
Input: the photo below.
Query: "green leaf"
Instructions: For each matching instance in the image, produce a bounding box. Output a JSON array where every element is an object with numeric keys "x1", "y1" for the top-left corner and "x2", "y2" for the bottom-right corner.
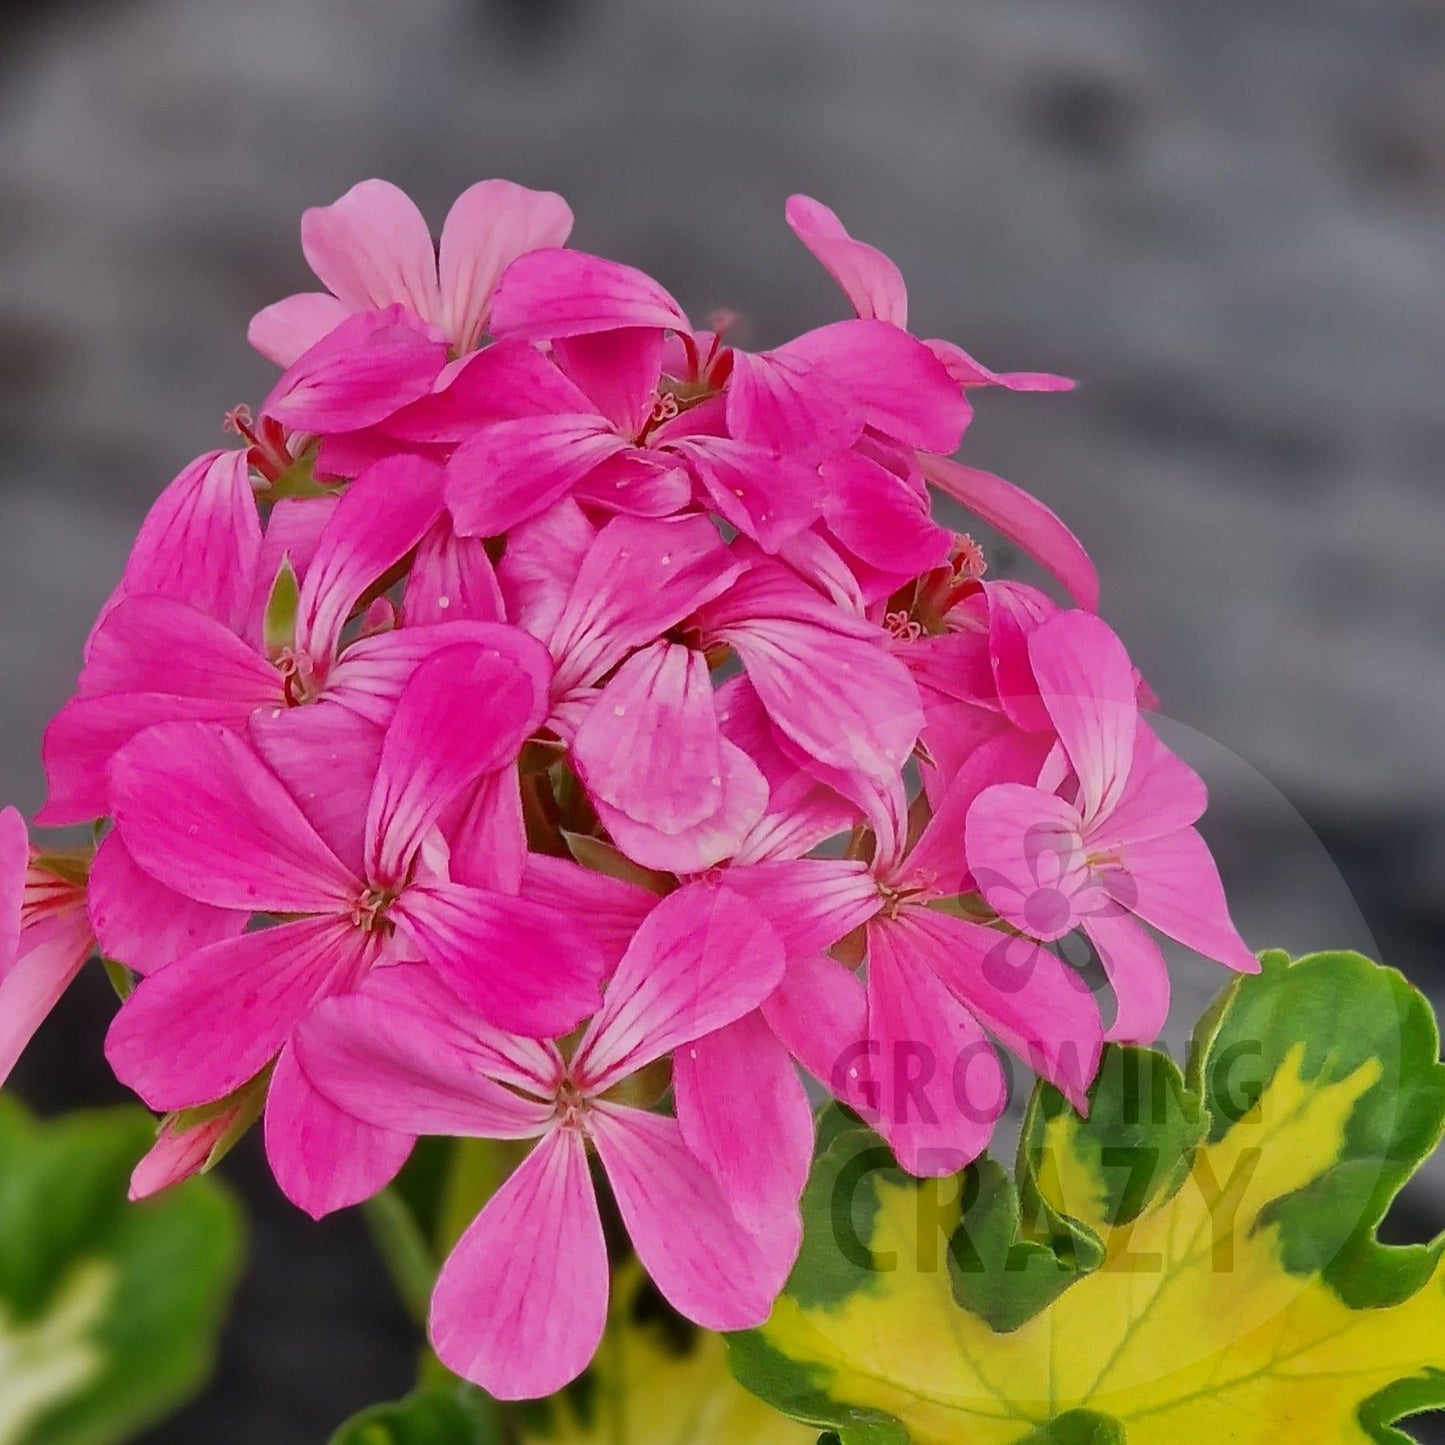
[
  {"x1": 327, "y1": 1386, "x2": 504, "y2": 1445},
  {"x1": 0, "y1": 1097, "x2": 243, "y2": 1444},
  {"x1": 732, "y1": 951, "x2": 1445, "y2": 1442}
]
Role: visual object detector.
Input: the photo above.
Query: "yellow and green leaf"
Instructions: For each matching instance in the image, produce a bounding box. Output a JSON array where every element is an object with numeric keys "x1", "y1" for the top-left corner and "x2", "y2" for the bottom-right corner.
[{"x1": 730, "y1": 950, "x2": 1445, "y2": 1443}]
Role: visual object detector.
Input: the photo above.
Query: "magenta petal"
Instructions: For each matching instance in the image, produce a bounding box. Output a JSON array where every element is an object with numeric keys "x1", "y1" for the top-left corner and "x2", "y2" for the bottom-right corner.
[
  {"x1": 1119, "y1": 828, "x2": 1259, "y2": 974},
  {"x1": 671, "y1": 436, "x2": 826, "y2": 553},
  {"x1": 782, "y1": 319, "x2": 971, "y2": 453},
  {"x1": 109, "y1": 722, "x2": 358, "y2": 913},
  {"x1": 396, "y1": 883, "x2": 604, "y2": 1038},
  {"x1": 87, "y1": 831, "x2": 247, "y2": 978},
  {"x1": 926, "y1": 338, "x2": 1076, "y2": 393},
  {"x1": 403, "y1": 516, "x2": 505, "y2": 625},
  {"x1": 552, "y1": 328, "x2": 664, "y2": 437},
  {"x1": 489, "y1": 249, "x2": 689, "y2": 340},
  {"x1": 571, "y1": 449, "x2": 691, "y2": 519},
  {"x1": 520, "y1": 855, "x2": 656, "y2": 975},
  {"x1": 104, "y1": 917, "x2": 368, "y2": 1111},
  {"x1": 1082, "y1": 909, "x2": 1172, "y2": 1044},
  {"x1": 574, "y1": 882, "x2": 785, "y2": 1092},
  {"x1": 265, "y1": 1043, "x2": 414, "y2": 1219},
  {"x1": 725, "y1": 348, "x2": 863, "y2": 463},
  {"x1": 1028, "y1": 611, "x2": 1139, "y2": 826},
  {"x1": 673, "y1": 1011, "x2": 814, "y2": 1230},
  {"x1": 431, "y1": 1130, "x2": 608, "y2": 1400},
  {"x1": 0, "y1": 808, "x2": 27, "y2": 967},
  {"x1": 301, "y1": 179, "x2": 442, "y2": 322},
  {"x1": 0, "y1": 906, "x2": 93, "y2": 1088},
  {"x1": 1092, "y1": 721, "x2": 1208, "y2": 848},
  {"x1": 248, "y1": 292, "x2": 352, "y2": 368},
  {"x1": 438, "y1": 180, "x2": 574, "y2": 352},
  {"x1": 924, "y1": 456, "x2": 1099, "y2": 612},
  {"x1": 591, "y1": 1105, "x2": 798, "y2": 1330},
  {"x1": 821, "y1": 451, "x2": 952, "y2": 577},
  {"x1": 366, "y1": 641, "x2": 549, "y2": 887},
  {"x1": 721, "y1": 857, "x2": 878, "y2": 961},
  {"x1": 784, "y1": 195, "x2": 909, "y2": 327},
  {"x1": 297, "y1": 453, "x2": 446, "y2": 662},
  {"x1": 762, "y1": 952, "x2": 874, "y2": 1113},
  {"x1": 865, "y1": 920, "x2": 1007, "y2": 1176}
]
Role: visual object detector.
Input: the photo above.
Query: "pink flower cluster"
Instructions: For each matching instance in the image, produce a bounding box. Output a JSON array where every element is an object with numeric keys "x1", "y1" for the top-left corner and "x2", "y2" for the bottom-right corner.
[{"x1": 0, "y1": 180, "x2": 1257, "y2": 1397}]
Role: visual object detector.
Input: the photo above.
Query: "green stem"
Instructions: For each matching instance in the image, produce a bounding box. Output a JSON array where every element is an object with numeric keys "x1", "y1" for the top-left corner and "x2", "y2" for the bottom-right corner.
[{"x1": 360, "y1": 1188, "x2": 436, "y2": 1329}]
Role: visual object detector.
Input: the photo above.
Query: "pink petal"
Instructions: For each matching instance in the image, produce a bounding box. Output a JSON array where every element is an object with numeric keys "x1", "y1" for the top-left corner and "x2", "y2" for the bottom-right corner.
[
  {"x1": 821, "y1": 450, "x2": 952, "y2": 577},
  {"x1": 761, "y1": 952, "x2": 875, "y2": 1113},
  {"x1": 575, "y1": 881, "x2": 786, "y2": 1092},
  {"x1": 263, "y1": 306, "x2": 449, "y2": 434},
  {"x1": 495, "y1": 498, "x2": 596, "y2": 642},
  {"x1": 986, "y1": 580, "x2": 1058, "y2": 732},
  {"x1": 784, "y1": 195, "x2": 909, "y2": 327},
  {"x1": 443, "y1": 771, "x2": 526, "y2": 894},
  {"x1": 781, "y1": 319, "x2": 971, "y2": 453},
  {"x1": 591, "y1": 1105, "x2": 798, "y2": 1330},
  {"x1": 900, "y1": 907, "x2": 1102, "y2": 1112},
  {"x1": 926, "y1": 338, "x2": 1076, "y2": 393},
  {"x1": 720, "y1": 857, "x2": 878, "y2": 961},
  {"x1": 1119, "y1": 828, "x2": 1259, "y2": 973},
  {"x1": 673, "y1": 1011, "x2": 814, "y2": 1229},
  {"x1": 108, "y1": 722, "x2": 358, "y2": 913},
  {"x1": 1091, "y1": 721, "x2": 1208, "y2": 848},
  {"x1": 248, "y1": 292, "x2": 353, "y2": 368},
  {"x1": 297, "y1": 453, "x2": 446, "y2": 662},
  {"x1": 395, "y1": 883, "x2": 604, "y2": 1038},
  {"x1": 431, "y1": 1129, "x2": 608, "y2": 1400},
  {"x1": 0, "y1": 808, "x2": 27, "y2": 967},
  {"x1": 725, "y1": 348, "x2": 863, "y2": 462},
  {"x1": 520, "y1": 854, "x2": 656, "y2": 974},
  {"x1": 366, "y1": 641, "x2": 549, "y2": 887},
  {"x1": 129, "y1": 1096, "x2": 252, "y2": 1202},
  {"x1": 438, "y1": 180, "x2": 574, "y2": 352},
  {"x1": 571, "y1": 449, "x2": 692, "y2": 519},
  {"x1": 244, "y1": 494, "x2": 340, "y2": 640},
  {"x1": 489, "y1": 249, "x2": 689, "y2": 340},
  {"x1": 923, "y1": 456, "x2": 1099, "y2": 612},
  {"x1": 104, "y1": 916, "x2": 369, "y2": 1111},
  {"x1": 552, "y1": 328, "x2": 664, "y2": 437},
  {"x1": 294, "y1": 976, "x2": 557, "y2": 1141},
  {"x1": 87, "y1": 831, "x2": 248, "y2": 978},
  {"x1": 669, "y1": 435, "x2": 826, "y2": 553},
  {"x1": 1082, "y1": 909, "x2": 1172, "y2": 1044},
  {"x1": 0, "y1": 905, "x2": 93, "y2": 1088},
  {"x1": 301, "y1": 179, "x2": 442, "y2": 322},
  {"x1": 572, "y1": 643, "x2": 723, "y2": 834},
  {"x1": 265, "y1": 1043, "x2": 414, "y2": 1219},
  {"x1": 1028, "y1": 611, "x2": 1138, "y2": 826},
  {"x1": 403, "y1": 516, "x2": 505, "y2": 625},
  {"x1": 865, "y1": 919, "x2": 1007, "y2": 1176}
]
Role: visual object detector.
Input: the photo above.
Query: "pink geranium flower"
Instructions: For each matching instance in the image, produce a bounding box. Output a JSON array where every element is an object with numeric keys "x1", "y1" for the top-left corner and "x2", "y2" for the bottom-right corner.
[{"x1": 296, "y1": 883, "x2": 796, "y2": 1398}]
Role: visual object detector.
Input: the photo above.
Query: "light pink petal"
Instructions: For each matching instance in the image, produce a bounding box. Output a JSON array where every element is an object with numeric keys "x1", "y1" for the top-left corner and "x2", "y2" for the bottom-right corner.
[
  {"x1": 248, "y1": 292, "x2": 353, "y2": 368},
  {"x1": 301, "y1": 179, "x2": 442, "y2": 321},
  {"x1": 901, "y1": 908, "x2": 1102, "y2": 1112},
  {"x1": 821, "y1": 450, "x2": 952, "y2": 577},
  {"x1": 0, "y1": 906, "x2": 93, "y2": 1088},
  {"x1": 784, "y1": 194, "x2": 909, "y2": 327},
  {"x1": 574, "y1": 881, "x2": 785, "y2": 1092},
  {"x1": 38, "y1": 692, "x2": 252, "y2": 827},
  {"x1": 446, "y1": 414, "x2": 627, "y2": 538},
  {"x1": 986, "y1": 580, "x2": 1058, "y2": 732},
  {"x1": 366, "y1": 641, "x2": 548, "y2": 886},
  {"x1": 293, "y1": 981, "x2": 555, "y2": 1139},
  {"x1": 265, "y1": 1043, "x2": 414, "y2": 1219},
  {"x1": 108, "y1": 722, "x2": 357, "y2": 913},
  {"x1": 572, "y1": 643, "x2": 722, "y2": 835},
  {"x1": 80, "y1": 596, "x2": 277, "y2": 703},
  {"x1": 725, "y1": 348, "x2": 863, "y2": 462},
  {"x1": 552, "y1": 328, "x2": 664, "y2": 437},
  {"x1": 926, "y1": 337, "x2": 1076, "y2": 393},
  {"x1": 1091, "y1": 721, "x2": 1208, "y2": 848},
  {"x1": 761, "y1": 951, "x2": 875, "y2": 1113},
  {"x1": 249, "y1": 703, "x2": 384, "y2": 879},
  {"x1": 1119, "y1": 828, "x2": 1259, "y2": 973},
  {"x1": 720, "y1": 857, "x2": 878, "y2": 961},
  {"x1": 547, "y1": 515, "x2": 740, "y2": 693},
  {"x1": 263, "y1": 307, "x2": 449, "y2": 433},
  {"x1": 673, "y1": 1011, "x2": 813, "y2": 1229},
  {"x1": 395, "y1": 882, "x2": 604, "y2": 1038},
  {"x1": 592, "y1": 1106, "x2": 798, "y2": 1329},
  {"x1": 924, "y1": 456, "x2": 1099, "y2": 612},
  {"x1": 1082, "y1": 909, "x2": 1172, "y2": 1044},
  {"x1": 431, "y1": 1130, "x2": 607, "y2": 1400},
  {"x1": 489, "y1": 249, "x2": 689, "y2": 340},
  {"x1": 1028, "y1": 611, "x2": 1138, "y2": 826},
  {"x1": 104, "y1": 916, "x2": 367, "y2": 1111},
  {"x1": 297, "y1": 453, "x2": 446, "y2": 662},
  {"x1": 114, "y1": 450, "x2": 262, "y2": 635},
  {"x1": 439, "y1": 180, "x2": 574, "y2": 352},
  {"x1": 129, "y1": 1098, "x2": 250, "y2": 1202},
  {"x1": 0, "y1": 808, "x2": 27, "y2": 967},
  {"x1": 520, "y1": 854, "x2": 656, "y2": 974},
  {"x1": 865, "y1": 920, "x2": 1007, "y2": 1176},
  {"x1": 670, "y1": 435, "x2": 825, "y2": 553},
  {"x1": 87, "y1": 831, "x2": 247, "y2": 978},
  {"x1": 965, "y1": 783, "x2": 1087, "y2": 941},
  {"x1": 781, "y1": 319, "x2": 971, "y2": 454},
  {"x1": 403, "y1": 516, "x2": 505, "y2": 625}
]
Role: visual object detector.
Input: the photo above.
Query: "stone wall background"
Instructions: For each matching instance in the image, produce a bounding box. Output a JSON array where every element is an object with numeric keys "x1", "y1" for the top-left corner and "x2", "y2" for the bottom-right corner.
[{"x1": 1, "y1": 1, "x2": 1442, "y2": 1438}]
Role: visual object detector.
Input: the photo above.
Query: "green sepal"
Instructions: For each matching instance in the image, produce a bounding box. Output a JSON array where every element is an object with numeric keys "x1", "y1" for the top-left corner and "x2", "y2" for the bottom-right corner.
[{"x1": 263, "y1": 555, "x2": 301, "y2": 656}]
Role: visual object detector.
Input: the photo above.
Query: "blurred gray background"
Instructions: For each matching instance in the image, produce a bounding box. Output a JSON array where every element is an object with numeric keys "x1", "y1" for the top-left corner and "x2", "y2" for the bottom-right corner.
[{"x1": 1, "y1": 0, "x2": 1442, "y2": 1439}]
